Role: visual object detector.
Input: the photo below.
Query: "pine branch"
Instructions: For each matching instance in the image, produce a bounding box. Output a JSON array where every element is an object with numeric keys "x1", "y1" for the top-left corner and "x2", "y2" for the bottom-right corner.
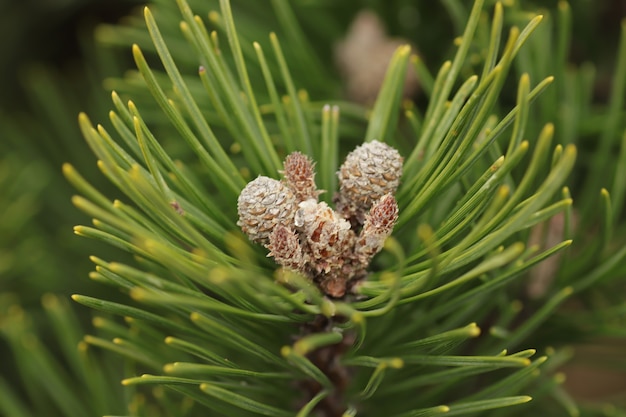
[{"x1": 2, "y1": 0, "x2": 625, "y2": 416}]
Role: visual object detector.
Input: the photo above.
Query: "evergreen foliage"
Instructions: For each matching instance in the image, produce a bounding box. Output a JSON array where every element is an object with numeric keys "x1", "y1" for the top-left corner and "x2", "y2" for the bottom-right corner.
[{"x1": 1, "y1": 0, "x2": 625, "y2": 416}]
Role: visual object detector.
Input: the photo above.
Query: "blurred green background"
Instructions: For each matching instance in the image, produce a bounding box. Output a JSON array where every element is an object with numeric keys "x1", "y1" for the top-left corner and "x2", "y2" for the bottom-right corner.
[{"x1": 1, "y1": 0, "x2": 142, "y2": 303}]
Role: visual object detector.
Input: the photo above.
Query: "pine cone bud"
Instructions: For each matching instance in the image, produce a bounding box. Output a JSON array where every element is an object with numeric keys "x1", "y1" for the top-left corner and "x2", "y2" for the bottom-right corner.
[
  {"x1": 336, "y1": 140, "x2": 403, "y2": 223},
  {"x1": 355, "y1": 193, "x2": 398, "y2": 265},
  {"x1": 266, "y1": 224, "x2": 305, "y2": 271},
  {"x1": 282, "y1": 152, "x2": 320, "y2": 202},
  {"x1": 294, "y1": 199, "x2": 355, "y2": 275},
  {"x1": 237, "y1": 143, "x2": 402, "y2": 298},
  {"x1": 237, "y1": 176, "x2": 297, "y2": 244}
]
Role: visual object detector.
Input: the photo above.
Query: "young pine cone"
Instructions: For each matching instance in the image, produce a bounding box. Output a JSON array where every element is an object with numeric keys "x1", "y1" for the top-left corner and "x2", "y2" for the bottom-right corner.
[
  {"x1": 266, "y1": 224, "x2": 305, "y2": 271},
  {"x1": 282, "y1": 152, "x2": 321, "y2": 202},
  {"x1": 295, "y1": 200, "x2": 357, "y2": 298},
  {"x1": 237, "y1": 176, "x2": 297, "y2": 244},
  {"x1": 355, "y1": 193, "x2": 399, "y2": 267},
  {"x1": 294, "y1": 199, "x2": 355, "y2": 275},
  {"x1": 335, "y1": 140, "x2": 403, "y2": 223}
]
